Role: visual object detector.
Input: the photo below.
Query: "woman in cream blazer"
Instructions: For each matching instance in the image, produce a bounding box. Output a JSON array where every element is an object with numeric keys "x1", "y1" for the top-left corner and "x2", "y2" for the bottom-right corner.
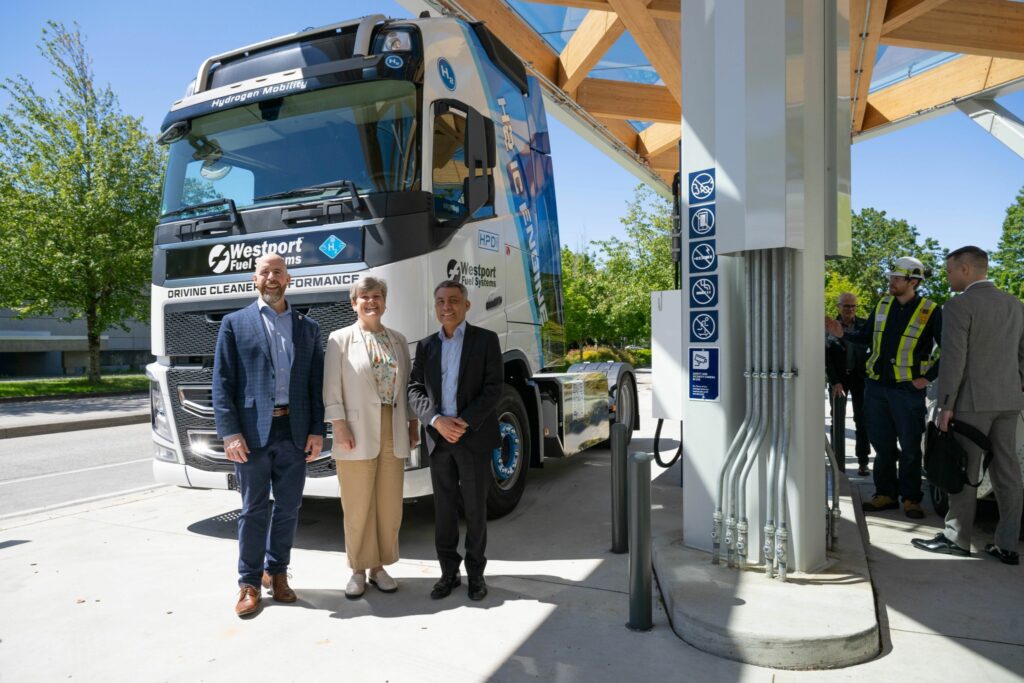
[{"x1": 323, "y1": 277, "x2": 419, "y2": 598}]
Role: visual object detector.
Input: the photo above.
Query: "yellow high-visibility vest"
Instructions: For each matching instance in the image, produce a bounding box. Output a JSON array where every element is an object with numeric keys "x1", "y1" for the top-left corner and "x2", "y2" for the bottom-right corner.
[{"x1": 865, "y1": 295, "x2": 938, "y2": 382}]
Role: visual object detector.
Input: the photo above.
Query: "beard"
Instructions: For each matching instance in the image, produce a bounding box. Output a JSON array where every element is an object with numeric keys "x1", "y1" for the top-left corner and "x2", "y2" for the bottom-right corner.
[{"x1": 260, "y1": 289, "x2": 284, "y2": 306}]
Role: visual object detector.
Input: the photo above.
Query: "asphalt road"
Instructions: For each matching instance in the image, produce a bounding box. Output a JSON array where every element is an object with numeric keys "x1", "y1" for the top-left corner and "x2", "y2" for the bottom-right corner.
[{"x1": 0, "y1": 423, "x2": 157, "y2": 518}]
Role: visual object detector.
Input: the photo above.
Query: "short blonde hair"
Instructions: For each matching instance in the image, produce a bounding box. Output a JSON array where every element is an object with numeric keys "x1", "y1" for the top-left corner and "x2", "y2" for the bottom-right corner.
[{"x1": 350, "y1": 276, "x2": 388, "y2": 303}]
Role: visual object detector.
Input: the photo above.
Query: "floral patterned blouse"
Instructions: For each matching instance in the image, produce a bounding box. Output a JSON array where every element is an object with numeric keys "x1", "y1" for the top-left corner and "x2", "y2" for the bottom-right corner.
[{"x1": 361, "y1": 328, "x2": 398, "y2": 406}]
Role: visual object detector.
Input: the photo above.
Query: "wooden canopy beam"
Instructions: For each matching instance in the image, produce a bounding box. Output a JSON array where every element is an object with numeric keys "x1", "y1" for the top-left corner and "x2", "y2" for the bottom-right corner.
[
  {"x1": 558, "y1": 10, "x2": 626, "y2": 94},
  {"x1": 526, "y1": 0, "x2": 680, "y2": 21},
  {"x1": 881, "y1": 0, "x2": 951, "y2": 34},
  {"x1": 637, "y1": 122, "x2": 680, "y2": 158},
  {"x1": 860, "y1": 54, "x2": 1024, "y2": 133},
  {"x1": 851, "y1": 0, "x2": 889, "y2": 133},
  {"x1": 881, "y1": 0, "x2": 1024, "y2": 61},
  {"x1": 576, "y1": 79, "x2": 681, "y2": 123},
  {"x1": 442, "y1": 0, "x2": 559, "y2": 81},
  {"x1": 607, "y1": 0, "x2": 682, "y2": 103}
]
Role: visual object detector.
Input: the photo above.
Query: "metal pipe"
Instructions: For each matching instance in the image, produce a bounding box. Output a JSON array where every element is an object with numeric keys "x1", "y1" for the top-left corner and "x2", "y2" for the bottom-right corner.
[
  {"x1": 737, "y1": 250, "x2": 774, "y2": 563},
  {"x1": 764, "y1": 248, "x2": 783, "y2": 576},
  {"x1": 727, "y1": 251, "x2": 764, "y2": 567},
  {"x1": 610, "y1": 423, "x2": 629, "y2": 554},
  {"x1": 824, "y1": 438, "x2": 841, "y2": 549},
  {"x1": 776, "y1": 250, "x2": 795, "y2": 580},
  {"x1": 627, "y1": 451, "x2": 654, "y2": 631},
  {"x1": 712, "y1": 253, "x2": 755, "y2": 564}
]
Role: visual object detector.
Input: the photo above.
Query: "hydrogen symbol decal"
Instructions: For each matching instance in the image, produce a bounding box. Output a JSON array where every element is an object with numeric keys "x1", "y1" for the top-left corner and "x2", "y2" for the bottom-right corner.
[
  {"x1": 689, "y1": 206, "x2": 715, "y2": 238},
  {"x1": 318, "y1": 235, "x2": 347, "y2": 259},
  {"x1": 438, "y1": 58, "x2": 457, "y2": 91},
  {"x1": 385, "y1": 55, "x2": 404, "y2": 69},
  {"x1": 690, "y1": 241, "x2": 717, "y2": 272},
  {"x1": 690, "y1": 276, "x2": 718, "y2": 308},
  {"x1": 691, "y1": 312, "x2": 718, "y2": 342},
  {"x1": 688, "y1": 168, "x2": 715, "y2": 203}
]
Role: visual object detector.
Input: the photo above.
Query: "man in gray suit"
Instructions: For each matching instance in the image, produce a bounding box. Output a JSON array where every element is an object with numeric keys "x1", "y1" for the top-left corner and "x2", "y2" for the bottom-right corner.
[{"x1": 911, "y1": 246, "x2": 1024, "y2": 565}]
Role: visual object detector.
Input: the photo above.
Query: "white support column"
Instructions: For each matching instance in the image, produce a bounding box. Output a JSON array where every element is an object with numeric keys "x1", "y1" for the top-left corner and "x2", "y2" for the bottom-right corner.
[{"x1": 675, "y1": 0, "x2": 847, "y2": 573}]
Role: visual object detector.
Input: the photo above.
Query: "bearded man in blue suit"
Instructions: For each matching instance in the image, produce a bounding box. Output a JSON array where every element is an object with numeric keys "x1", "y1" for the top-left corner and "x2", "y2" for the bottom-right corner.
[{"x1": 213, "y1": 252, "x2": 325, "y2": 618}]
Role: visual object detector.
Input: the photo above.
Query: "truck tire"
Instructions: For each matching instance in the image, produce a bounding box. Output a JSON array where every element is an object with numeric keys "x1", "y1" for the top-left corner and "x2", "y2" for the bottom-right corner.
[{"x1": 487, "y1": 385, "x2": 530, "y2": 519}]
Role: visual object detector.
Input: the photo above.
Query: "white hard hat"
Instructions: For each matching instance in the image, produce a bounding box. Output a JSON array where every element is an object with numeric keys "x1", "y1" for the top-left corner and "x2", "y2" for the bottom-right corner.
[{"x1": 885, "y1": 256, "x2": 929, "y2": 280}]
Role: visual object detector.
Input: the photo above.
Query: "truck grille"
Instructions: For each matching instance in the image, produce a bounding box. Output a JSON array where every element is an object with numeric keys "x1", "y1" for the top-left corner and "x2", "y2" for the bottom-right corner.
[
  {"x1": 164, "y1": 293, "x2": 358, "y2": 355},
  {"x1": 166, "y1": 367, "x2": 335, "y2": 477}
]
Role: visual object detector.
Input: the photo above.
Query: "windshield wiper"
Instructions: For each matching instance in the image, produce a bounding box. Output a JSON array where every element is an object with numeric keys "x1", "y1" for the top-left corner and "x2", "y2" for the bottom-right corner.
[
  {"x1": 161, "y1": 197, "x2": 236, "y2": 219},
  {"x1": 254, "y1": 179, "x2": 361, "y2": 206}
]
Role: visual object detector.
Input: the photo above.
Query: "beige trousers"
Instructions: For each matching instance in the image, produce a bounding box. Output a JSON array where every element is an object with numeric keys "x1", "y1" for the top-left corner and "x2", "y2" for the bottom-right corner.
[{"x1": 336, "y1": 405, "x2": 405, "y2": 570}]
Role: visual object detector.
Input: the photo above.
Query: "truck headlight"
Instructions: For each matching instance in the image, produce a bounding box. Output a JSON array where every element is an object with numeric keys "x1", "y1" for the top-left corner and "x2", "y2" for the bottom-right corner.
[
  {"x1": 153, "y1": 444, "x2": 178, "y2": 463},
  {"x1": 150, "y1": 381, "x2": 173, "y2": 441}
]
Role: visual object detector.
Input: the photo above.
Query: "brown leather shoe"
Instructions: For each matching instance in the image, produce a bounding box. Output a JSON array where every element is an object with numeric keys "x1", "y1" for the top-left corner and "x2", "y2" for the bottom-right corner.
[
  {"x1": 262, "y1": 571, "x2": 297, "y2": 603},
  {"x1": 235, "y1": 584, "x2": 262, "y2": 618}
]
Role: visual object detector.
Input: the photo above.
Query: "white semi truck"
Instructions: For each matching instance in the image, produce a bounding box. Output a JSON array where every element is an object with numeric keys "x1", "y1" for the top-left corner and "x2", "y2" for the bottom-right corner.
[{"x1": 147, "y1": 13, "x2": 638, "y2": 517}]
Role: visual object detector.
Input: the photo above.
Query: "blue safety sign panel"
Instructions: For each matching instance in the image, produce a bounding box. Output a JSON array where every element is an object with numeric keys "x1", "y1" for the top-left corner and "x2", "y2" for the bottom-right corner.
[
  {"x1": 689, "y1": 240, "x2": 717, "y2": 273},
  {"x1": 688, "y1": 205, "x2": 716, "y2": 239},
  {"x1": 690, "y1": 310, "x2": 719, "y2": 343},
  {"x1": 689, "y1": 347, "x2": 720, "y2": 401},
  {"x1": 689, "y1": 274, "x2": 718, "y2": 309},
  {"x1": 688, "y1": 168, "x2": 715, "y2": 204}
]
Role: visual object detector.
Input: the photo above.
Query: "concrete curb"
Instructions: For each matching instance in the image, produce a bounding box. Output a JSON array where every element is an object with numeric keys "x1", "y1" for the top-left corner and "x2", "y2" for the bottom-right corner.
[
  {"x1": 652, "y1": 476, "x2": 880, "y2": 670},
  {"x1": 0, "y1": 412, "x2": 150, "y2": 440}
]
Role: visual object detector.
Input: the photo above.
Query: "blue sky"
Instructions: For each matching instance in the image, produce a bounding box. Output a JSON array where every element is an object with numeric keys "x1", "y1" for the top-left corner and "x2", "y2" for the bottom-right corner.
[{"x1": 2, "y1": 0, "x2": 1022, "y2": 254}]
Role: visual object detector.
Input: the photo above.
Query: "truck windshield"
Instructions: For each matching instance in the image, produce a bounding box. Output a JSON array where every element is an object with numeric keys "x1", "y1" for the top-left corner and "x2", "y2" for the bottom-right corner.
[{"x1": 159, "y1": 80, "x2": 420, "y2": 219}]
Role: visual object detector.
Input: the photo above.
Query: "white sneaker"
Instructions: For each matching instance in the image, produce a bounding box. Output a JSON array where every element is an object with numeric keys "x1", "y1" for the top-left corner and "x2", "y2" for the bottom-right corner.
[
  {"x1": 369, "y1": 568, "x2": 398, "y2": 593},
  {"x1": 345, "y1": 573, "x2": 366, "y2": 599}
]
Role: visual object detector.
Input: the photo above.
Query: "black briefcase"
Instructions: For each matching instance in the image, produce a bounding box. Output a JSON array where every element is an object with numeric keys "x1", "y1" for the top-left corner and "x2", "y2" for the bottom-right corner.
[{"x1": 923, "y1": 420, "x2": 992, "y2": 495}]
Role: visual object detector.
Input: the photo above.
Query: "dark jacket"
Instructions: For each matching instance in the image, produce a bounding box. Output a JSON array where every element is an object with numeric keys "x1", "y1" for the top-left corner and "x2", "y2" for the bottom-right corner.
[
  {"x1": 407, "y1": 322, "x2": 503, "y2": 455},
  {"x1": 826, "y1": 315, "x2": 869, "y2": 387},
  {"x1": 212, "y1": 300, "x2": 325, "y2": 449}
]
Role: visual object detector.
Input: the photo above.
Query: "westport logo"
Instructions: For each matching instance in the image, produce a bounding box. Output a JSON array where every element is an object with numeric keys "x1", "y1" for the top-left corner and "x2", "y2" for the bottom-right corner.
[
  {"x1": 205, "y1": 237, "x2": 305, "y2": 275},
  {"x1": 446, "y1": 259, "x2": 496, "y2": 288}
]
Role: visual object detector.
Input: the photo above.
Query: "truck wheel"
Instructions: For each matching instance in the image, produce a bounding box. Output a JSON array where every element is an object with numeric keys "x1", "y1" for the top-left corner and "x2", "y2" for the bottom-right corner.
[
  {"x1": 614, "y1": 374, "x2": 636, "y2": 445},
  {"x1": 929, "y1": 482, "x2": 949, "y2": 517},
  {"x1": 487, "y1": 385, "x2": 530, "y2": 519}
]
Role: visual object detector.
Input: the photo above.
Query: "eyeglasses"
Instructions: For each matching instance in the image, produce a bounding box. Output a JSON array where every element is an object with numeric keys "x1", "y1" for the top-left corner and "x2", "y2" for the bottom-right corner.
[{"x1": 839, "y1": 304, "x2": 856, "y2": 309}]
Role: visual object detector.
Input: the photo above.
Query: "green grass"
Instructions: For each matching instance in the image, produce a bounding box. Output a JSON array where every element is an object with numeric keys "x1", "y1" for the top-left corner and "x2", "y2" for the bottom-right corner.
[{"x1": 0, "y1": 374, "x2": 149, "y2": 399}]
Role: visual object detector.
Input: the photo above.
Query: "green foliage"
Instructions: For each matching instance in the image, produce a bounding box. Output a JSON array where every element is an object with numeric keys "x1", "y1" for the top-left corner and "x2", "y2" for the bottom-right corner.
[
  {"x1": 630, "y1": 347, "x2": 651, "y2": 368},
  {"x1": 824, "y1": 271, "x2": 869, "y2": 319},
  {"x1": 560, "y1": 185, "x2": 673, "y2": 355},
  {"x1": 826, "y1": 207, "x2": 949, "y2": 311},
  {"x1": 992, "y1": 186, "x2": 1024, "y2": 300},
  {"x1": 0, "y1": 22, "x2": 163, "y2": 381},
  {"x1": 0, "y1": 374, "x2": 148, "y2": 399}
]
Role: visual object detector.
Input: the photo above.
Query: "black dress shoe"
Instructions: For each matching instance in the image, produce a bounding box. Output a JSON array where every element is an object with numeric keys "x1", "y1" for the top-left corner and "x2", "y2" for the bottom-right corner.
[
  {"x1": 468, "y1": 576, "x2": 488, "y2": 601},
  {"x1": 911, "y1": 533, "x2": 970, "y2": 557},
  {"x1": 984, "y1": 544, "x2": 1020, "y2": 565},
  {"x1": 430, "y1": 573, "x2": 461, "y2": 599}
]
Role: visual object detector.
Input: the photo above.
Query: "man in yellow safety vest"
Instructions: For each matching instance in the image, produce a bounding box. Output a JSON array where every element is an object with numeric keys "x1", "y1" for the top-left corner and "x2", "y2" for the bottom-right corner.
[{"x1": 827, "y1": 256, "x2": 942, "y2": 519}]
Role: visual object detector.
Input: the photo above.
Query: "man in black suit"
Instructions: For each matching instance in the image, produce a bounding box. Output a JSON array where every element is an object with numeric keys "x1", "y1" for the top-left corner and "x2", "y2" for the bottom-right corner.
[{"x1": 408, "y1": 280, "x2": 502, "y2": 601}]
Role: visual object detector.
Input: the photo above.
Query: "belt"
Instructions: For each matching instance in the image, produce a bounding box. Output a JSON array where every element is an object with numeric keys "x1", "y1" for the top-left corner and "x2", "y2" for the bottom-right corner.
[{"x1": 272, "y1": 405, "x2": 289, "y2": 417}]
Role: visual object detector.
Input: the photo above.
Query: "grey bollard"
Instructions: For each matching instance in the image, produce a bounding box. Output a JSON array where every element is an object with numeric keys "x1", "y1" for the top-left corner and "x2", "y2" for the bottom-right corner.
[
  {"x1": 610, "y1": 423, "x2": 629, "y2": 554},
  {"x1": 627, "y1": 451, "x2": 654, "y2": 632}
]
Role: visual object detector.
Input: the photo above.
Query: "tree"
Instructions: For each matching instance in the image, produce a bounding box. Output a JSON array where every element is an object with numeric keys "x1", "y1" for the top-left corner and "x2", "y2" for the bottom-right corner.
[
  {"x1": 0, "y1": 22, "x2": 163, "y2": 381},
  {"x1": 560, "y1": 245, "x2": 606, "y2": 360},
  {"x1": 592, "y1": 185, "x2": 674, "y2": 343},
  {"x1": 827, "y1": 207, "x2": 947, "y2": 311},
  {"x1": 991, "y1": 186, "x2": 1024, "y2": 301},
  {"x1": 824, "y1": 270, "x2": 869, "y2": 320}
]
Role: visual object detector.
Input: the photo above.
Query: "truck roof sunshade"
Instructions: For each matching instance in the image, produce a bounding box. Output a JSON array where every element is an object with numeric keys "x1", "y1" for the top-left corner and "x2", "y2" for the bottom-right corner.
[{"x1": 209, "y1": 30, "x2": 359, "y2": 91}]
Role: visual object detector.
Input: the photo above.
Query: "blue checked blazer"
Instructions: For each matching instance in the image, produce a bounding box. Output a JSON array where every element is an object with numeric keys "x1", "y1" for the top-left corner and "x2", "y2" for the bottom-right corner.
[{"x1": 213, "y1": 300, "x2": 325, "y2": 449}]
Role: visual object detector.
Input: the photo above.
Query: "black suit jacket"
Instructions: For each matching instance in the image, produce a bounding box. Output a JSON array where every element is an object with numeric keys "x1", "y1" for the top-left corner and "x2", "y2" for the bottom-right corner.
[{"x1": 407, "y1": 323, "x2": 502, "y2": 455}]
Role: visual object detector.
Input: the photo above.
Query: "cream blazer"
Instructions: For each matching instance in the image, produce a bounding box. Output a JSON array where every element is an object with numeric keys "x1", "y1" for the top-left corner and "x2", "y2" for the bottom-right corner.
[{"x1": 323, "y1": 323, "x2": 413, "y2": 460}]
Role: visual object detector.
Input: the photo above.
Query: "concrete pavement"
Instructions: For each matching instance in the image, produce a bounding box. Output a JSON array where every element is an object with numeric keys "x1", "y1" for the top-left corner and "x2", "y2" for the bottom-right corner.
[{"x1": 0, "y1": 376, "x2": 1021, "y2": 681}]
